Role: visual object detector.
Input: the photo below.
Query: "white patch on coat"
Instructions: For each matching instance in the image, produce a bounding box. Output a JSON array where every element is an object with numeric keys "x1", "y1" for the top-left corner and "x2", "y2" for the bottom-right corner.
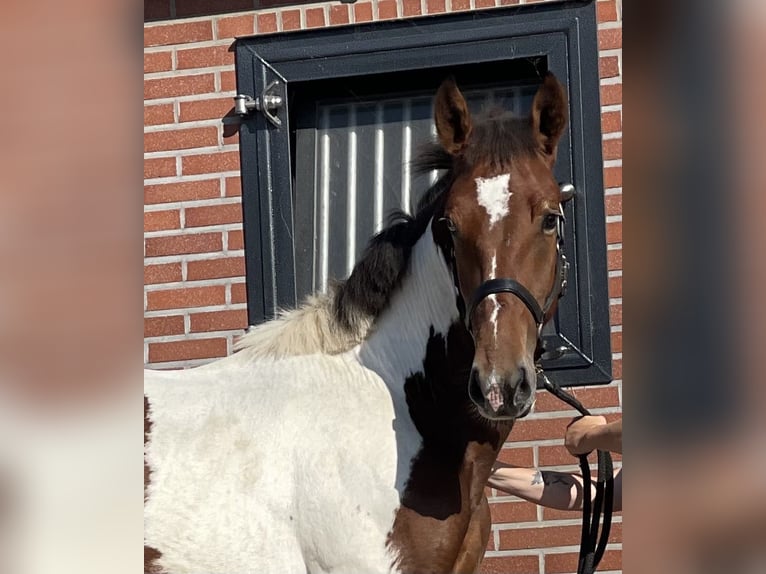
[
  {"x1": 487, "y1": 255, "x2": 500, "y2": 345},
  {"x1": 144, "y1": 220, "x2": 459, "y2": 574},
  {"x1": 475, "y1": 173, "x2": 512, "y2": 228}
]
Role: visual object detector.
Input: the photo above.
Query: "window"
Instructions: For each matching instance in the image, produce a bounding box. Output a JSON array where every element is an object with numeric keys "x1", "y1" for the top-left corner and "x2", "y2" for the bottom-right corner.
[{"x1": 234, "y1": 0, "x2": 611, "y2": 386}]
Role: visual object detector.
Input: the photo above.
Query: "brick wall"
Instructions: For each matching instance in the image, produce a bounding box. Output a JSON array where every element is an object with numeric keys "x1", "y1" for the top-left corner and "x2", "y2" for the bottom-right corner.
[{"x1": 143, "y1": 0, "x2": 623, "y2": 571}]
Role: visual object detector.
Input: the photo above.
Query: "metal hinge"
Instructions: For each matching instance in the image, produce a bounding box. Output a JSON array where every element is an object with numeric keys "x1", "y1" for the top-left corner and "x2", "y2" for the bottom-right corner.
[{"x1": 234, "y1": 80, "x2": 283, "y2": 127}]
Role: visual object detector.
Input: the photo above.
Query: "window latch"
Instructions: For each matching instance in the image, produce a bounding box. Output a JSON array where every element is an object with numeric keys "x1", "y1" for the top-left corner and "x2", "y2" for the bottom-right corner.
[{"x1": 234, "y1": 80, "x2": 283, "y2": 127}]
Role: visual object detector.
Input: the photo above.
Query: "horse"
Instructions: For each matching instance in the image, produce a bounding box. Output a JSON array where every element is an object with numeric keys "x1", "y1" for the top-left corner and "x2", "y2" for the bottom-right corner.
[{"x1": 144, "y1": 71, "x2": 570, "y2": 574}]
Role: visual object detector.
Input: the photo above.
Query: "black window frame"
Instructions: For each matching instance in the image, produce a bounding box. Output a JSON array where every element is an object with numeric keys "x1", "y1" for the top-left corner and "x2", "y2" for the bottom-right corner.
[{"x1": 234, "y1": 0, "x2": 612, "y2": 387}]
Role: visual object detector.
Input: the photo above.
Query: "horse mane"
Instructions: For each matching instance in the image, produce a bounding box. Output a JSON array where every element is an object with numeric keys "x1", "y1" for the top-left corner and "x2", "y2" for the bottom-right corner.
[
  {"x1": 234, "y1": 162, "x2": 447, "y2": 360},
  {"x1": 235, "y1": 108, "x2": 537, "y2": 359}
]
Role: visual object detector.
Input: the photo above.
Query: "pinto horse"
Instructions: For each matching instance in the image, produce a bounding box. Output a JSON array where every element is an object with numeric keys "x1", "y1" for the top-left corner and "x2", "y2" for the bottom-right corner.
[{"x1": 144, "y1": 72, "x2": 570, "y2": 574}]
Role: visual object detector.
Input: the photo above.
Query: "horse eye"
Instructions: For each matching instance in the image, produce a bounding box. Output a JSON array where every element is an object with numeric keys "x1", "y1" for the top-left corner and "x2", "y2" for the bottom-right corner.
[
  {"x1": 542, "y1": 213, "x2": 559, "y2": 232},
  {"x1": 440, "y1": 217, "x2": 457, "y2": 234}
]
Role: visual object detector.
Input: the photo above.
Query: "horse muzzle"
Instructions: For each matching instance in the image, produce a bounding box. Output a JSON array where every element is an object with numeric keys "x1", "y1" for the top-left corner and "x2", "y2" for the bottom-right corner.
[{"x1": 468, "y1": 367, "x2": 534, "y2": 420}]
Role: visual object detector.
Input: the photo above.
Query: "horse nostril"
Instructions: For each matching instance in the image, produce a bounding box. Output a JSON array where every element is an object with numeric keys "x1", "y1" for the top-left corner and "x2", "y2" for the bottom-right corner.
[
  {"x1": 514, "y1": 368, "x2": 533, "y2": 408},
  {"x1": 468, "y1": 370, "x2": 484, "y2": 406}
]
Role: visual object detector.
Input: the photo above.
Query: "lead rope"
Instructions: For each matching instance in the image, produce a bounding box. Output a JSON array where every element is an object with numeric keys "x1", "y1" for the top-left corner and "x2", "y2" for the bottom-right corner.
[{"x1": 538, "y1": 369, "x2": 614, "y2": 574}]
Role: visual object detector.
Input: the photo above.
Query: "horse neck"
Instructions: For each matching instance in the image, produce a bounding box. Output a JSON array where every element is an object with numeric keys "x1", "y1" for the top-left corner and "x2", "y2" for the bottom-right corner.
[{"x1": 356, "y1": 220, "x2": 460, "y2": 385}]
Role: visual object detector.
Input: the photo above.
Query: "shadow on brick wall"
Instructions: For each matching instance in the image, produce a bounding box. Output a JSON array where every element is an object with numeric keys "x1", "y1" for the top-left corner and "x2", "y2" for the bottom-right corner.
[{"x1": 145, "y1": 0, "x2": 347, "y2": 22}]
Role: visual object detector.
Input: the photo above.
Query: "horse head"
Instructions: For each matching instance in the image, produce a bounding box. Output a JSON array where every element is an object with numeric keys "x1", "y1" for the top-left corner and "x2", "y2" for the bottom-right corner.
[{"x1": 431, "y1": 72, "x2": 572, "y2": 421}]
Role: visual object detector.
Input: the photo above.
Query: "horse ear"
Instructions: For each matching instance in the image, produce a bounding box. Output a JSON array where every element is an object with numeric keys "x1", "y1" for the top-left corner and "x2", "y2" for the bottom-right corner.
[
  {"x1": 530, "y1": 72, "x2": 568, "y2": 160},
  {"x1": 434, "y1": 77, "x2": 472, "y2": 155}
]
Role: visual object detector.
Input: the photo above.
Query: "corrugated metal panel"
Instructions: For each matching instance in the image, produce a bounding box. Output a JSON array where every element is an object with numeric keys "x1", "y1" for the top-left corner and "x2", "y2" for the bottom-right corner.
[{"x1": 302, "y1": 84, "x2": 539, "y2": 295}]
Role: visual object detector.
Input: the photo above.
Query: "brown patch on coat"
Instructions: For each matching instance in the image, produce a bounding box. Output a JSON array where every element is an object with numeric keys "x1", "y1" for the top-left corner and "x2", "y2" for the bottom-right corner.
[
  {"x1": 144, "y1": 545, "x2": 164, "y2": 574},
  {"x1": 387, "y1": 324, "x2": 512, "y2": 573},
  {"x1": 144, "y1": 395, "x2": 165, "y2": 573}
]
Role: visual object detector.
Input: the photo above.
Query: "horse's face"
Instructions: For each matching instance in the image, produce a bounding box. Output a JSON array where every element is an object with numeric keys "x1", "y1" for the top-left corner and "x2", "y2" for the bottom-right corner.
[{"x1": 433, "y1": 73, "x2": 569, "y2": 420}]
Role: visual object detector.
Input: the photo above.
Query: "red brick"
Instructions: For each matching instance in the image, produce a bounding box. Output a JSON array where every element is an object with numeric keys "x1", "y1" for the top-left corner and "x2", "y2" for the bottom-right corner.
[
  {"x1": 227, "y1": 229, "x2": 244, "y2": 250},
  {"x1": 533, "y1": 385, "x2": 619, "y2": 413},
  {"x1": 508, "y1": 418, "x2": 572, "y2": 442},
  {"x1": 146, "y1": 285, "x2": 226, "y2": 311},
  {"x1": 329, "y1": 5, "x2": 350, "y2": 25},
  {"x1": 182, "y1": 151, "x2": 240, "y2": 175},
  {"x1": 220, "y1": 70, "x2": 237, "y2": 92},
  {"x1": 179, "y1": 97, "x2": 234, "y2": 122},
  {"x1": 231, "y1": 282, "x2": 248, "y2": 304},
  {"x1": 148, "y1": 338, "x2": 228, "y2": 362},
  {"x1": 494, "y1": 447, "x2": 534, "y2": 468},
  {"x1": 545, "y1": 549, "x2": 621, "y2": 574},
  {"x1": 601, "y1": 110, "x2": 622, "y2": 133},
  {"x1": 478, "y1": 555, "x2": 539, "y2": 574},
  {"x1": 144, "y1": 315, "x2": 185, "y2": 338},
  {"x1": 378, "y1": 0, "x2": 398, "y2": 20},
  {"x1": 599, "y1": 55, "x2": 620, "y2": 79},
  {"x1": 606, "y1": 221, "x2": 622, "y2": 244},
  {"x1": 174, "y1": 0, "x2": 252, "y2": 18},
  {"x1": 610, "y1": 303, "x2": 622, "y2": 325},
  {"x1": 611, "y1": 331, "x2": 622, "y2": 352},
  {"x1": 144, "y1": 263, "x2": 182, "y2": 285},
  {"x1": 601, "y1": 83, "x2": 622, "y2": 106},
  {"x1": 607, "y1": 248, "x2": 622, "y2": 271},
  {"x1": 281, "y1": 9, "x2": 301, "y2": 31},
  {"x1": 177, "y1": 45, "x2": 234, "y2": 70},
  {"x1": 190, "y1": 309, "x2": 248, "y2": 332},
  {"x1": 489, "y1": 500, "x2": 537, "y2": 524},
  {"x1": 402, "y1": 0, "x2": 421, "y2": 17},
  {"x1": 596, "y1": 0, "x2": 618, "y2": 24},
  {"x1": 144, "y1": 104, "x2": 174, "y2": 127},
  {"x1": 185, "y1": 203, "x2": 242, "y2": 227},
  {"x1": 499, "y1": 523, "x2": 621, "y2": 550},
  {"x1": 144, "y1": 51, "x2": 172, "y2": 73},
  {"x1": 609, "y1": 275, "x2": 622, "y2": 298},
  {"x1": 144, "y1": 21, "x2": 213, "y2": 47},
  {"x1": 225, "y1": 176, "x2": 242, "y2": 197},
  {"x1": 605, "y1": 194, "x2": 621, "y2": 216},
  {"x1": 485, "y1": 533, "x2": 494, "y2": 552},
  {"x1": 145, "y1": 232, "x2": 223, "y2": 257},
  {"x1": 498, "y1": 0, "x2": 521, "y2": 5},
  {"x1": 216, "y1": 14, "x2": 255, "y2": 38},
  {"x1": 144, "y1": 74, "x2": 215, "y2": 100},
  {"x1": 144, "y1": 157, "x2": 177, "y2": 179},
  {"x1": 604, "y1": 166, "x2": 622, "y2": 188},
  {"x1": 475, "y1": 0, "x2": 495, "y2": 8},
  {"x1": 426, "y1": 0, "x2": 446, "y2": 13},
  {"x1": 538, "y1": 445, "x2": 595, "y2": 467},
  {"x1": 598, "y1": 28, "x2": 622, "y2": 50},
  {"x1": 612, "y1": 358, "x2": 622, "y2": 378},
  {"x1": 602, "y1": 138, "x2": 622, "y2": 160},
  {"x1": 187, "y1": 256, "x2": 245, "y2": 280},
  {"x1": 144, "y1": 127, "x2": 219, "y2": 153},
  {"x1": 353, "y1": 2, "x2": 373, "y2": 22},
  {"x1": 144, "y1": 179, "x2": 221, "y2": 204},
  {"x1": 257, "y1": 12, "x2": 278, "y2": 33},
  {"x1": 144, "y1": 209, "x2": 181, "y2": 232},
  {"x1": 305, "y1": 7, "x2": 325, "y2": 28},
  {"x1": 451, "y1": 0, "x2": 471, "y2": 11}
]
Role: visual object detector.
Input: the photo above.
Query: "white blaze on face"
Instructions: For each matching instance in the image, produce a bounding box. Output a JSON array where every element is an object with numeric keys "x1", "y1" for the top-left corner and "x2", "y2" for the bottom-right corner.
[
  {"x1": 476, "y1": 173, "x2": 512, "y2": 228},
  {"x1": 488, "y1": 255, "x2": 500, "y2": 346}
]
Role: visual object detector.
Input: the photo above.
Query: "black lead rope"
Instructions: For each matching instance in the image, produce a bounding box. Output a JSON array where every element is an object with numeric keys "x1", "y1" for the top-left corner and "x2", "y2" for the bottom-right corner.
[{"x1": 538, "y1": 371, "x2": 614, "y2": 574}]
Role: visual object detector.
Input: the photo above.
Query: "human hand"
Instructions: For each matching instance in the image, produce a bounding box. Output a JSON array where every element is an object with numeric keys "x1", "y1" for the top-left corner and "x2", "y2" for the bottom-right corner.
[{"x1": 565, "y1": 415, "x2": 607, "y2": 456}]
